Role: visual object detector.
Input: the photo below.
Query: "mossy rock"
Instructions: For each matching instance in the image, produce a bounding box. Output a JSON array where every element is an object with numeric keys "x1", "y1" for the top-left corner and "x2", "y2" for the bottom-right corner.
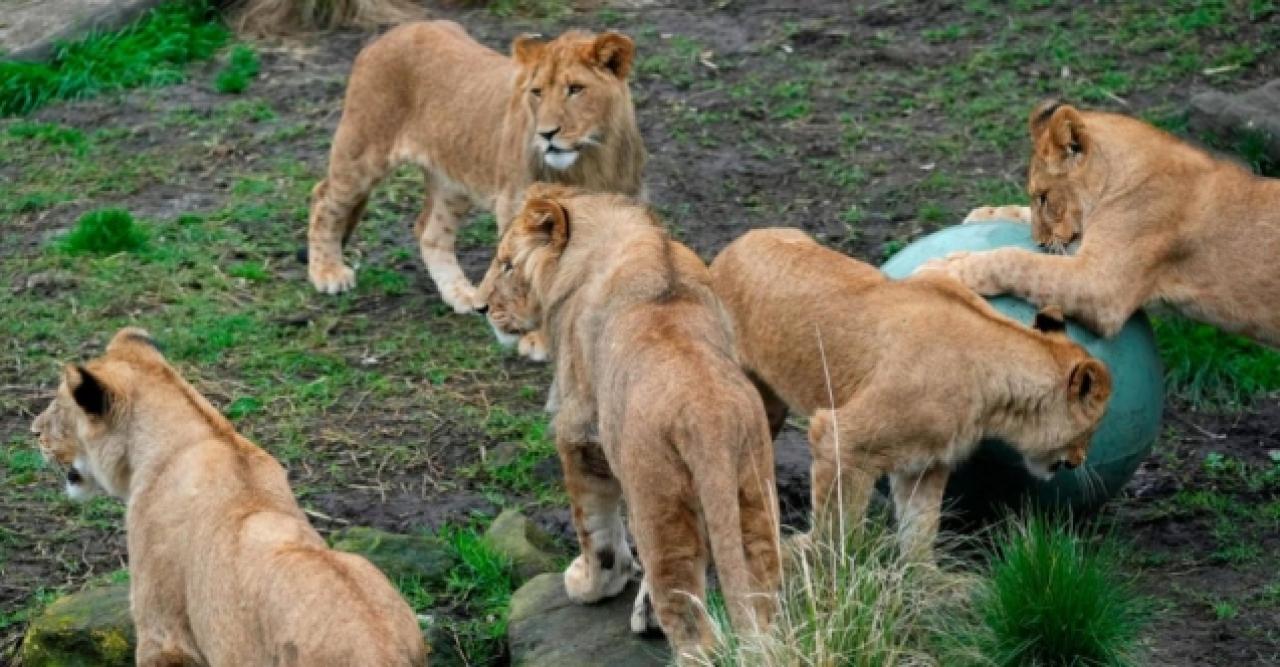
[
  {"x1": 508, "y1": 573, "x2": 668, "y2": 667},
  {"x1": 20, "y1": 584, "x2": 135, "y2": 667},
  {"x1": 482, "y1": 509, "x2": 559, "y2": 583},
  {"x1": 329, "y1": 525, "x2": 457, "y2": 587}
]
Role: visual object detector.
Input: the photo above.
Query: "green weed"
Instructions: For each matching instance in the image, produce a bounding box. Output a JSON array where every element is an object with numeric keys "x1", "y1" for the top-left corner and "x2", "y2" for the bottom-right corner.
[
  {"x1": 215, "y1": 45, "x2": 261, "y2": 95},
  {"x1": 1154, "y1": 316, "x2": 1280, "y2": 406},
  {"x1": 439, "y1": 524, "x2": 519, "y2": 664},
  {"x1": 57, "y1": 208, "x2": 149, "y2": 255},
  {"x1": 961, "y1": 514, "x2": 1147, "y2": 666},
  {"x1": 0, "y1": 0, "x2": 228, "y2": 116}
]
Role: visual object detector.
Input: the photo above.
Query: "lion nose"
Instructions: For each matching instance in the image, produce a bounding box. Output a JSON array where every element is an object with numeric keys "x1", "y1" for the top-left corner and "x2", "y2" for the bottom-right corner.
[
  {"x1": 476, "y1": 304, "x2": 489, "y2": 315},
  {"x1": 1048, "y1": 461, "x2": 1063, "y2": 473},
  {"x1": 539, "y1": 126, "x2": 560, "y2": 141},
  {"x1": 1063, "y1": 459, "x2": 1079, "y2": 470}
]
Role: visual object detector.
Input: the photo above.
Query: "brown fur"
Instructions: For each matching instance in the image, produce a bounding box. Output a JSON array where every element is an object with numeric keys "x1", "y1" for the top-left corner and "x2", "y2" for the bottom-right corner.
[
  {"x1": 936, "y1": 100, "x2": 1280, "y2": 345},
  {"x1": 476, "y1": 186, "x2": 781, "y2": 662},
  {"x1": 30, "y1": 329, "x2": 427, "y2": 667},
  {"x1": 709, "y1": 229, "x2": 1112, "y2": 559},
  {"x1": 306, "y1": 21, "x2": 646, "y2": 316}
]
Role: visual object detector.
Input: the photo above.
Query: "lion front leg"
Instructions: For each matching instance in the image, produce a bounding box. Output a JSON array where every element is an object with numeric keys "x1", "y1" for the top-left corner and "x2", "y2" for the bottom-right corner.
[
  {"x1": 417, "y1": 190, "x2": 480, "y2": 314},
  {"x1": 889, "y1": 464, "x2": 949, "y2": 563},
  {"x1": 963, "y1": 205, "x2": 1032, "y2": 224},
  {"x1": 557, "y1": 438, "x2": 636, "y2": 604},
  {"x1": 916, "y1": 248, "x2": 1144, "y2": 337}
]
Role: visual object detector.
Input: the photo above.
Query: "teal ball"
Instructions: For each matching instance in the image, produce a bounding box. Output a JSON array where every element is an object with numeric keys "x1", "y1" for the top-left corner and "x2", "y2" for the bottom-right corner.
[{"x1": 880, "y1": 221, "x2": 1164, "y2": 515}]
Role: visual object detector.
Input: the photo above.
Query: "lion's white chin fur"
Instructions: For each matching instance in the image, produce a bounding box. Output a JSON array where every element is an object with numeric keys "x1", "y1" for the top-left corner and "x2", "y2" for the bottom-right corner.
[
  {"x1": 64, "y1": 457, "x2": 99, "y2": 501},
  {"x1": 543, "y1": 149, "x2": 579, "y2": 170}
]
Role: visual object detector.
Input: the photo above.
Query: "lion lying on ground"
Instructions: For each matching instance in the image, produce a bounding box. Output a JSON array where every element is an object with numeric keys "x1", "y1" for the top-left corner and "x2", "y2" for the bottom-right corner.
[
  {"x1": 710, "y1": 229, "x2": 1112, "y2": 559},
  {"x1": 30, "y1": 329, "x2": 427, "y2": 666},
  {"x1": 477, "y1": 185, "x2": 781, "y2": 661},
  {"x1": 307, "y1": 20, "x2": 646, "y2": 318},
  {"x1": 925, "y1": 100, "x2": 1280, "y2": 346}
]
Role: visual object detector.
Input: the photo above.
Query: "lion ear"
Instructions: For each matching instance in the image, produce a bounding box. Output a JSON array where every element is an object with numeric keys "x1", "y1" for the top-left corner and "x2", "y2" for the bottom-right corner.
[
  {"x1": 522, "y1": 197, "x2": 571, "y2": 251},
  {"x1": 64, "y1": 364, "x2": 113, "y2": 419},
  {"x1": 590, "y1": 32, "x2": 634, "y2": 79},
  {"x1": 1031, "y1": 101, "x2": 1089, "y2": 163},
  {"x1": 1033, "y1": 305, "x2": 1067, "y2": 334},
  {"x1": 1068, "y1": 358, "x2": 1111, "y2": 417},
  {"x1": 512, "y1": 33, "x2": 546, "y2": 67}
]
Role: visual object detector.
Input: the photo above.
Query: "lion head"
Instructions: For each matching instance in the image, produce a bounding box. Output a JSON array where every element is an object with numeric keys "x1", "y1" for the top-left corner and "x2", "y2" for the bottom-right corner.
[
  {"x1": 1014, "y1": 307, "x2": 1113, "y2": 480},
  {"x1": 1025, "y1": 100, "x2": 1102, "y2": 253},
  {"x1": 29, "y1": 328, "x2": 169, "y2": 500},
  {"x1": 512, "y1": 30, "x2": 636, "y2": 172},
  {"x1": 476, "y1": 184, "x2": 578, "y2": 346}
]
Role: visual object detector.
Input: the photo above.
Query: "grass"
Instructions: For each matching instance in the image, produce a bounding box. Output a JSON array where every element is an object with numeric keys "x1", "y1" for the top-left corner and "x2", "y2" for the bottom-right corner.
[
  {"x1": 57, "y1": 208, "x2": 149, "y2": 255},
  {"x1": 955, "y1": 515, "x2": 1148, "y2": 667},
  {"x1": 215, "y1": 45, "x2": 261, "y2": 95},
  {"x1": 0, "y1": 0, "x2": 228, "y2": 116},
  {"x1": 1154, "y1": 316, "x2": 1280, "y2": 406},
  {"x1": 705, "y1": 513, "x2": 1147, "y2": 666}
]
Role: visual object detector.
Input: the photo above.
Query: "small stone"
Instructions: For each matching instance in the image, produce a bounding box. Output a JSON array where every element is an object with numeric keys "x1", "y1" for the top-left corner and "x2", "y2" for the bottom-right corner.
[
  {"x1": 328, "y1": 526, "x2": 457, "y2": 588},
  {"x1": 1189, "y1": 79, "x2": 1280, "y2": 165},
  {"x1": 483, "y1": 509, "x2": 559, "y2": 583},
  {"x1": 508, "y1": 573, "x2": 668, "y2": 667},
  {"x1": 20, "y1": 584, "x2": 135, "y2": 667}
]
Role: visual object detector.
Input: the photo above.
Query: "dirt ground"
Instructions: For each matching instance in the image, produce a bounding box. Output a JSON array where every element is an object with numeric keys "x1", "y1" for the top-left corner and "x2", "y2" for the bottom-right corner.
[{"x1": 2, "y1": 1, "x2": 1278, "y2": 664}]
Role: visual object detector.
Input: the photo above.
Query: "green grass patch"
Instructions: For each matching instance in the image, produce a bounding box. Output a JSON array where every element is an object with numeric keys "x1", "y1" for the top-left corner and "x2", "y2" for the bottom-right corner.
[
  {"x1": 961, "y1": 514, "x2": 1147, "y2": 666},
  {"x1": 57, "y1": 208, "x2": 149, "y2": 255},
  {"x1": 214, "y1": 45, "x2": 261, "y2": 95},
  {"x1": 1154, "y1": 316, "x2": 1280, "y2": 406},
  {"x1": 0, "y1": 0, "x2": 229, "y2": 116},
  {"x1": 437, "y1": 524, "x2": 520, "y2": 664}
]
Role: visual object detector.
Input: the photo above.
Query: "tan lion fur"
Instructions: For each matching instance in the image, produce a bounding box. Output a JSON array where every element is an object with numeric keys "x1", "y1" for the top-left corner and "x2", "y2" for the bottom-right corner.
[
  {"x1": 932, "y1": 100, "x2": 1280, "y2": 345},
  {"x1": 476, "y1": 185, "x2": 781, "y2": 661},
  {"x1": 30, "y1": 329, "x2": 427, "y2": 667},
  {"x1": 709, "y1": 229, "x2": 1112, "y2": 560},
  {"x1": 307, "y1": 21, "x2": 646, "y2": 316}
]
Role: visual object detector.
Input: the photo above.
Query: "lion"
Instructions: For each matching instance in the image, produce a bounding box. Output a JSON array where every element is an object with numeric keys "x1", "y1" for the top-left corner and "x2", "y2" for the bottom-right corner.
[
  {"x1": 30, "y1": 328, "x2": 427, "y2": 667},
  {"x1": 924, "y1": 99, "x2": 1280, "y2": 346},
  {"x1": 709, "y1": 228, "x2": 1112, "y2": 560},
  {"x1": 476, "y1": 185, "x2": 781, "y2": 662},
  {"x1": 306, "y1": 20, "x2": 646, "y2": 317}
]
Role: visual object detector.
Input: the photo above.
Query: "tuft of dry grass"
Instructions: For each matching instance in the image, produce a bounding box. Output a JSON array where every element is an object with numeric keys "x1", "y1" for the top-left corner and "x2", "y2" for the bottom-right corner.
[{"x1": 228, "y1": 0, "x2": 424, "y2": 38}]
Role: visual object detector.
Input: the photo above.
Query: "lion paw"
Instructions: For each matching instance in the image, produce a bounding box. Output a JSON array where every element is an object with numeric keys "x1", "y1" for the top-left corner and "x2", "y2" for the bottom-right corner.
[
  {"x1": 518, "y1": 331, "x2": 549, "y2": 362},
  {"x1": 309, "y1": 261, "x2": 357, "y2": 295},
  {"x1": 630, "y1": 578, "x2": 660, "y2": 634},
  {"x1": 564, "y1": 553, "x2": 632, "y2": 604},
  {"x1": 963, "y1": 205, "x2": 1031, "y2": 224},
  {"x1": 439, "y1": 280, "x2": 480, "y2": 315}
]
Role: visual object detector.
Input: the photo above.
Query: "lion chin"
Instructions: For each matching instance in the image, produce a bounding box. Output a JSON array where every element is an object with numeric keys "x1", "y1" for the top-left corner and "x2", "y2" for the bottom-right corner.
[
  {"x1": 488, "y1": 321, "x2": 523, "y2": 348},
  {"x1": 543, "y1": 148, "x2": 579, "y2": 170}
]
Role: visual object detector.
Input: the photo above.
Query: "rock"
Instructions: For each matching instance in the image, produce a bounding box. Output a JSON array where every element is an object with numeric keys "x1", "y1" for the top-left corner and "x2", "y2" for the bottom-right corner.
[
  {"x1": 483, "y1": 509, "x2": 560, "y2": 583},
  {"x1": 0, "y1": 0, "x2": 167, "y2": 62},
  {"x1": 508, "y1": 573, "x2": 669, "y2": 667},
  {"x1": 328, "y1": 526, "x2": 457, "y2": 587},
  {"x1": 20, "y1": 584, "x2": 135, "y2": 667},
  {"x1": 1189, "y1": 79, "x2": 1280, "y2": 165}
]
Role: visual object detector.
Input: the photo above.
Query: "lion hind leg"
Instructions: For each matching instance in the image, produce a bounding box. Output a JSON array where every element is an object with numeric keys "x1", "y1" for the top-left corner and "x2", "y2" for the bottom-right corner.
[
  {"x1": 628, "y1": 492, "x2": 713, "y2": 663},
  {"x1": 807, "y1": 407, "x2": 885, "y2": 541},
  {"x1": 738, "y1": 444, "x2": 782, "y2": 629},
  {"x1": 559, "y1": 441, "x2": 634, "y2": 603},
  {"x1": 307, "y1": 129, "x2": 392, "y2": 295}
]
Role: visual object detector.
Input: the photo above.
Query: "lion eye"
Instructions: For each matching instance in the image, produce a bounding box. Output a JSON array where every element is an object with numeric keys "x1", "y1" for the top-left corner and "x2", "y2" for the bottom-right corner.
[
  {"x1": 502, "y1": 260, "x2": 513, "y2": 273},
  {"x1": 530, "y1": 87, "x2": 542, "y2": 98},
  {"x1": 1036, "y1": 192, "x2": 1048, "y2": 207},
  {"x1": 567, "y1": 83, "x2": 584, "y2": 96}
]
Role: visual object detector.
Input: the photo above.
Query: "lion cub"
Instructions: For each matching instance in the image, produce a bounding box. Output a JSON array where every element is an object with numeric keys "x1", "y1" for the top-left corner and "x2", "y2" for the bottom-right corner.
[
  {"x1": 30, "y1": 329, "x2": 426, "y2": 666},
  {"x1": 477, "y1": 185, "x2": 781, "y2": 661},
  {"x1": 930, "y1": 100, "x2": 1280, "y2": 346},
  {"x1": 710, "y1": 229, "x2": 1112, "y2": 559},
  {"x1": 307, "y1": 20, "x2": 646, "y2": 315}
]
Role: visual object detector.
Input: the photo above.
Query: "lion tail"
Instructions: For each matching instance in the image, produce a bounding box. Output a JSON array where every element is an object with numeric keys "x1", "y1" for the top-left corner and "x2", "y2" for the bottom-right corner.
[{"x1": 681, "y1": 405, "x2": 759, "y2": 635}]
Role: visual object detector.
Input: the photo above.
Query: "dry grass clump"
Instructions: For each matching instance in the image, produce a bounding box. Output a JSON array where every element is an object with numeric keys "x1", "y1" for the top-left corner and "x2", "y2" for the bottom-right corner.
[{"x1": 229, "y1": 0, "x2": 425, "y2": 37}]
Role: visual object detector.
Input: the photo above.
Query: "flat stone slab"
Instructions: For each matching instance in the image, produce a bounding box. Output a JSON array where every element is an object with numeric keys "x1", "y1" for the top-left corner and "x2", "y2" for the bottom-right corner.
[
  {"x1": 508, "y1": 573, "x2": 669, "y2": 667},
  {"x1": 1190, "y1": 79, "x2": 1280, "y2": 164},
  {"x1": 0, "y1": 0, "x2": 165, "y2": 61}
]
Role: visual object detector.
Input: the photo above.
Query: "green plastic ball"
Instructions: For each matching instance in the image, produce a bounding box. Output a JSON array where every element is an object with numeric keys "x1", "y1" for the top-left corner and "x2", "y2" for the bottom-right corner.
[{"x1": 880, "y1": 221, "x2": 1164, "y2": 515}]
